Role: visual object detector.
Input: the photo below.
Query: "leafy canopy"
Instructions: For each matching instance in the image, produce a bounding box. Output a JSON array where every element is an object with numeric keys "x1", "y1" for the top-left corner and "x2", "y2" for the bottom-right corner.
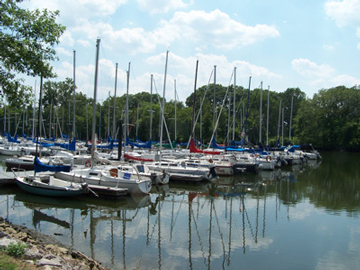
[{"x1": 0, "y1": 0, "x2": 65, "y2": 103}]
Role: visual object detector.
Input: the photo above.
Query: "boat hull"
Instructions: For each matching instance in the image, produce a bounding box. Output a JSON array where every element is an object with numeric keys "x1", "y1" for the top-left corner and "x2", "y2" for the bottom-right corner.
[{"x1": 15, "y1": 176, "x2": 86, "y2": 197}]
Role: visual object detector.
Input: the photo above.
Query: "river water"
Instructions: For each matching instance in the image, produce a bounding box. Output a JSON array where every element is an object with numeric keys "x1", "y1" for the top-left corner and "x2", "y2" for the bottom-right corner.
[{"x1": 0, "y1": 151, "x2": 359, "y2": 270}]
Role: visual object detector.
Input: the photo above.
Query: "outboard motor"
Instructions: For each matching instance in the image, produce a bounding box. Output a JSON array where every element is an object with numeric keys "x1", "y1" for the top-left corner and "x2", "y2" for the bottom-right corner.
[{"x1": 209, "y1": 165, "x2": 217, "y2": 179}]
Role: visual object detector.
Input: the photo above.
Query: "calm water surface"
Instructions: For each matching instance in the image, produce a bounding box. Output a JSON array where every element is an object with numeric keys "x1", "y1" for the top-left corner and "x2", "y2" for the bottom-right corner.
[{"x1": 0, "y1": 151, "x2": 359, "y2": 270}]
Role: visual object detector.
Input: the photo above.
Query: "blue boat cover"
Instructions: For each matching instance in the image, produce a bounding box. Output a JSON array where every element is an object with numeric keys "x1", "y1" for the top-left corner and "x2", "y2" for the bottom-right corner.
[{"x1": 34, "y1": 157, "x2": 71, "y2": 172}]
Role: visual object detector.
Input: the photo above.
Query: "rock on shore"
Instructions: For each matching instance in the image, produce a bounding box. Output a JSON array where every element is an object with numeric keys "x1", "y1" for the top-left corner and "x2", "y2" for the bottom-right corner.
[{"x1": 0, "y1": 217, "x2": 110, "y2": 270}]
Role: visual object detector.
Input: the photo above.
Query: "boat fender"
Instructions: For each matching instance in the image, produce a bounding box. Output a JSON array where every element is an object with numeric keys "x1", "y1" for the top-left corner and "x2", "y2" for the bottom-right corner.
[{"x1": 85, "y1": 159, "x2": 92, "y2": 168}]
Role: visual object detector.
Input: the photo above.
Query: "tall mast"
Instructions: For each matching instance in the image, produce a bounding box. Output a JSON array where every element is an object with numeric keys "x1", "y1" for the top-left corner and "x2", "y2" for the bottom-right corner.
[
  {"x1": 266, "y1": 86, "x2": 270, "y2": 147},
  {"x1": 91, "y1": 38, "x2": 100, "y2": 161},
  {"x1": 149, "y1": 74, "x2": 153, "y2": 141},
  {"x1": 232, "y1": 67, "x2": 236, "y2": 141},
  {"x1": 159, "y1": 51, "x2": 169, "y2": 152},
  {"x1": 277, "y1": 99, "x2": 282, "y2": 145},
  {"x1": 112, "y1": 63, "x2": 118, "y2": 139},
  {"x1": 107, "y1": 91, "x2": 111, "y2": 137},
  {"x1": 125, "y1": 62, "x2": 130, "y2": 140},
  {"x1": 72, "y1": 50, "x2": 76, "y2": 140},
  {"x1": 244, "y1": 76, "x2": 251, "y2": 144},
  {"x1": 32, "y1": 81, "x2": 36, "y2": 138},
  {"x1": 289, "y1": 92, "x2": 294, "y2": 143},
  {"x1": 282, "y1": 107, "x2": 284, "y2": 146},
  {"x1": 191, "y1": 60, "x2": 199, "y2": 139},
  {"x1": 174, "y1": 79, "x2": 177, "y2": 142},
  {"x1": 213, "y1": 65, "x2": 216, "y2": 135},
  {"x1": 35, "y1": 76, "x2": 43, "y2": 158},
  {"x1": 259, "y1": 81, "x2": 263, "y2": 145},
  {"x1": 136, "y1": 103, "x2": 139, "y2": 138}
]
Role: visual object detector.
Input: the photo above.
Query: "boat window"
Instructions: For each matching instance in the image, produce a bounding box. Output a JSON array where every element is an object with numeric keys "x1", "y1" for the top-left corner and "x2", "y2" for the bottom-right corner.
[{"x1": 136, "y1": 165, "x2": 144, "y2": 173}]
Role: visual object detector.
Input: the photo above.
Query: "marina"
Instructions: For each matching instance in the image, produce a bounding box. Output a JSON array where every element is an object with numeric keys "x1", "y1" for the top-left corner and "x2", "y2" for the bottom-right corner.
[{"x1": 0, "y1": 151, "x2": 359, "y2": 270}]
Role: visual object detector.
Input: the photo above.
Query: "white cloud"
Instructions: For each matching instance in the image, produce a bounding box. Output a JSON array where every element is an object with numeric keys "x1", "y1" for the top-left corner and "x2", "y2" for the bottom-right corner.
[
  {"x1": 163, "y1": 9, "x2": 280, "y2": 50},
  {"x1": 56, "y1": 47, "x2": 73, "y2": 57},
  {"x1": 330, "y1": 74, "x2": 360, "y2": 86},
  {"x1": 137, "y1": 0, "x2": 192, "y2": 14},
  {"x1": 323, "y1": 44, "x2": 335, "y2": 51},
  {"x1": 292, "y1": 58, "x2": 360, "y2": 93},
  {"x1": 325, "y1": 0, "x2": 360, "y2": 27},
  {"x1": 291, "y1": 58, "x2": 335, "y2": 78},
  {"x1": 65, "y1": 9, "x2": 279, "y2": 58}
]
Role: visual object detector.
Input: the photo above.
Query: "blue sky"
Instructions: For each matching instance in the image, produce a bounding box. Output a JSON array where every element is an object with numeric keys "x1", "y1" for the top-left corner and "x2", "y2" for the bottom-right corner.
[{"x1": 20, "y1": 0, "x2": 360, "y2": 103}]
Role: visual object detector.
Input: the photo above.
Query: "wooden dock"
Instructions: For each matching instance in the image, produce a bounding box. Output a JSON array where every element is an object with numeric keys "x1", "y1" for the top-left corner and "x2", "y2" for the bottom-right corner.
[{"x1": 0, "y1": 170, "x2": 33, "y2": 185}]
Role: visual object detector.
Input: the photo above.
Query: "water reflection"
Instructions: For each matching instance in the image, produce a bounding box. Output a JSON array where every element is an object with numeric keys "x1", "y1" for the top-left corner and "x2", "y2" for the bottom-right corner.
[{"x1": 1, "y1": 153, "x2": 360, "y2": 270}]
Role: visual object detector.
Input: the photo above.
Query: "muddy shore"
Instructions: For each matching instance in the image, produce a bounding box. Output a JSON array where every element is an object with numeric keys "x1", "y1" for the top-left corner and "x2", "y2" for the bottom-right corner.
[{"x1": 0, "y1": 216, "x2": 111, "y2": 270}]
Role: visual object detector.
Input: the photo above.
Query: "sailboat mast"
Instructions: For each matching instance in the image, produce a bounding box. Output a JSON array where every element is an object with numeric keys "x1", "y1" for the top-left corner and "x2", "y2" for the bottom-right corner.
[
  {"x1": 266, "y1": 86, "x2": 270, "y2": 147},
  {"x1": 289, "y1": 92, "x2": 294, "y2": 143},
  {"x1": 136, "y1": 103, "x2": 139, "y2": 138},
  {"x1": 277, "y1": 99, "x2": 282, "y2": 145},
  {"x1": 35, "y1": 76, "x2": 43, "y2": 158},
  {"x1": 191, "y1": 60, "x2": 199, "y2": 139},
  {"x1": 159, "y1": 51, "x2": 169, "y2": 152},
  {"x1": 174, "y1": 79, "x2": 177, "y2": 142},
  {"x1": 91, "y1": 38, "x2": 100, "y2": 161},
  {"x1": 244, "y1": 76, "x2": 251, "y2": 144},
  {"x1": 125, "y1": 62, "x2": 130, "y2": 141},
  {"x1": 49, "y1": 99, "x2": 53, "y2": 138},
  {"x1": 112, "y1": 63, "x2": 118, "y2": 139},
  {"x1": 232, "y1": 67, "x2": 236, "y2": 141},
  {"x1": 72, "y1": 50, "x2": 76, "y2": 140},
  {"x1": 149, "y1": 74, "x2": 153, "y2": 141},
  {"x1": 213, "y1": 65, "x2": 216, "y2": 136},
  {"x1": 32, "y1": 81, "x2": 36, "y2": 139},
  {"x1": 107, "y1": 91, "x2": 110, "y2": 137},
  {"x1": 282, "y1": 107, "x2": 284, "y2": 146},
  {"x1": 259, "y1": 81, "x2": 263, "y2": 145}
]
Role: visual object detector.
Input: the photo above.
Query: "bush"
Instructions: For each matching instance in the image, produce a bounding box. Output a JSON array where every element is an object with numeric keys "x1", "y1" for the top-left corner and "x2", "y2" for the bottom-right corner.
[{"x1": 2, "y1": 242, "x2": 27, "y2": 257}]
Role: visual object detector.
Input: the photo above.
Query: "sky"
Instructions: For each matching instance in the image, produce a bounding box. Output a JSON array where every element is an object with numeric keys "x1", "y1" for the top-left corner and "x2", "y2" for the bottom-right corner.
[{"x1": 19, "y1": 0, "x2": 360, "y2": 103}]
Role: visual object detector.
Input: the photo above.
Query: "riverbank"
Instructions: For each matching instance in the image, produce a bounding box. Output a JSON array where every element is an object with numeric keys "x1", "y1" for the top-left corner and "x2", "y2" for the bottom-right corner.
[{"x1": 0, "y1": 217, "x2": 110, "y2": 270}]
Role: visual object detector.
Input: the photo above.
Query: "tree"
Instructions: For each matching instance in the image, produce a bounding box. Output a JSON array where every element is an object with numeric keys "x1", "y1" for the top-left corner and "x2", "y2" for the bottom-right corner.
[
  {"x1": 294, "y1": 86, "x2": 360, "y2": 150},
  {"x1": 0, "y1": 0, "x2": 65, "y2": 103}
]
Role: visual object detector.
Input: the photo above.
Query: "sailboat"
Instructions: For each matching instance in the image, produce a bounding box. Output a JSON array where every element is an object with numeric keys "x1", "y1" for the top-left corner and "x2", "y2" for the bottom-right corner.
[
  {"x1": 14, "y1": 172, "x2": 88, "y2": 197},
  {"x1": 54, "y1": 39, "x2": 151, "y2": 196},
  {"x1": 13, "y1": 77, "x2": 88, "y2": 197}
]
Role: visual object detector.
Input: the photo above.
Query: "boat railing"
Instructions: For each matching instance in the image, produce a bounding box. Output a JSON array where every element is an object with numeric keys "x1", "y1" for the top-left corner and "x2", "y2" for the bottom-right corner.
[{"x1": 10, "y1": 167, "x2": 29, "y2": 178}]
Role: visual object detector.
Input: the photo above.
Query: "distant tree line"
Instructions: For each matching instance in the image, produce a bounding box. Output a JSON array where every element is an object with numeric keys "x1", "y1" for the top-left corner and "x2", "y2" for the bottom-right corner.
[{"x1": 1, "y1": 79, "x2": 360, "y2": 151}]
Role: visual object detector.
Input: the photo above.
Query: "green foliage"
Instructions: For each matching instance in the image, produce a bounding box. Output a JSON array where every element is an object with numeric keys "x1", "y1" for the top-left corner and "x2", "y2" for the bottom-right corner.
[
  {"x1": 294, "y1": 86, "x2": 360, "y2": 150},
  {"x1": 0, "y1": 0, "x2": 65, "y2": 103},
  {"x1": 2, "y1": 242, "x2": 27, "y2": 258}
]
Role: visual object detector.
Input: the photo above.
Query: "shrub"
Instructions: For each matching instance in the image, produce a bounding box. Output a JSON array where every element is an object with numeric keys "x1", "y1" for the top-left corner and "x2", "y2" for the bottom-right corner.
[{"x1": 2, "y1": 242, "x2": 27, "y2": 257}]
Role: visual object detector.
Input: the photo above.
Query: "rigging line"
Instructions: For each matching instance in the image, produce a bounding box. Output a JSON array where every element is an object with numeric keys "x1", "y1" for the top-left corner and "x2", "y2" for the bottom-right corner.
[
  {"x1": 153, "y1": 77, "x2": 173, "y2": 147},
  {"x1": 170, "y1": 194, "x2": 186, "y2": 236},
  {"x1": 235, "y1": 85, "x2": 260, "y2": 142},
  {"x1": 149, "y1": 209, "x2": 159, "y2": 242},
  {"x1": 186, "y1": 69, "x2": 214, "y2": 148},
  {"x1": 190, "y1": 206, "x2": 208, "y2": 267},
  {"x1": 243, "y1": 201, "x2": 256, "y2": 241},
  {"x1": 212, "y1": 201, "x2": 227, "y2": 268},
  {"x1": 207, "y1": 70, "x2": 234, "y2": 149}
]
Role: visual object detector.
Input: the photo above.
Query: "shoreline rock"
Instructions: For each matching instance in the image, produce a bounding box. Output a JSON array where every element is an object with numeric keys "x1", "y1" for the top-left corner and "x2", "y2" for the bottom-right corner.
[{"x1": 0, "y1": 216, "x2": 110, "y2": 270}]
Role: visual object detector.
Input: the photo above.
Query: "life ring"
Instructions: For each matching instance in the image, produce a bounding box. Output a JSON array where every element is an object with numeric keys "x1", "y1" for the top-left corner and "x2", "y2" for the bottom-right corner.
[
  {"x1": 266, "y1": 156, "x2": 272, "y2": 162},
  {"x1": 85, "y1": 159, "x2": 92, "y2": 168}
]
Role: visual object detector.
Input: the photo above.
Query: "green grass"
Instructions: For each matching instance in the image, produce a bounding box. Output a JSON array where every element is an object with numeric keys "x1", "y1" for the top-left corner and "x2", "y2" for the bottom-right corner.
[{"x1": 0, "y1": 252, "x2": 21, "y2": 270}]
